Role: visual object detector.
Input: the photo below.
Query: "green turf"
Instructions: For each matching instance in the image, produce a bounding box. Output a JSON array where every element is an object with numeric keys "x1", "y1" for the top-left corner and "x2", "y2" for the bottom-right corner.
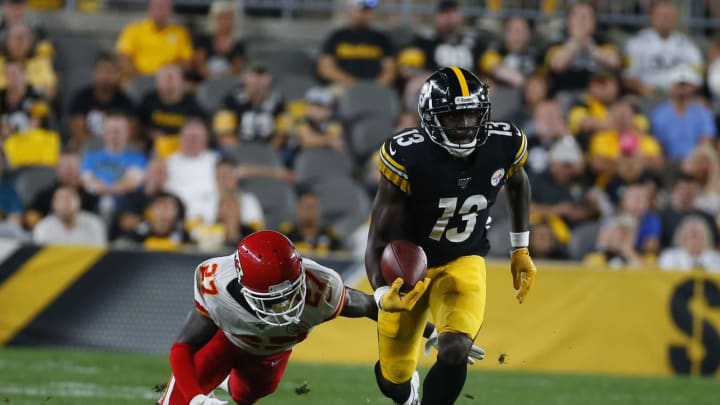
[{"x1": 0, "y1": 347, "x2": 718, "y2": 405}]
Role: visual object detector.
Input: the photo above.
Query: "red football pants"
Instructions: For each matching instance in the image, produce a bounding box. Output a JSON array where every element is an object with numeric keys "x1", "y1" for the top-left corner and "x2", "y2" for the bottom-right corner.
[{"x1": 159, "y1": 331, "x2": 291, "y2": 405}]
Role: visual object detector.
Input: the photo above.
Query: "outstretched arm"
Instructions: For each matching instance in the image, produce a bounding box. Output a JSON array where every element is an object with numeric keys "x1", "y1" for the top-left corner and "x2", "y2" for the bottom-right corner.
[
  {"x1": 365, "y1": 177, "x2": 406, "y2": 290},
  {"x1": 170, "y1": 310, "x2": 219, "y2": 401},
  {"x1": 505, "y1": 167, "x2": 536, "y2": 304}
]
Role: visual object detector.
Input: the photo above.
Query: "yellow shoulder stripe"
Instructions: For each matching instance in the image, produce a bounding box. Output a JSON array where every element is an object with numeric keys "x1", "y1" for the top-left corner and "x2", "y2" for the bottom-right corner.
[
  {"x1": 512, "y1": 131, "x2": 528, "y2": 166},
  {"x1": 378, "y1": 146, "x2": 410, "y2": 194},
  {"x1": 380, "y1": 144, "x2": 407, "y2": 174},
  {"x1": 449, "y1": 66, "x2": 470, "y2": 97}
]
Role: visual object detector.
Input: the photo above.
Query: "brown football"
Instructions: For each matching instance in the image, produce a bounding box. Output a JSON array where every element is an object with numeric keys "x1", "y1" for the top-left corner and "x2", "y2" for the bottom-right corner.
[{"x1": 380, "y1": 240, "x2": 428, "y2": 292}]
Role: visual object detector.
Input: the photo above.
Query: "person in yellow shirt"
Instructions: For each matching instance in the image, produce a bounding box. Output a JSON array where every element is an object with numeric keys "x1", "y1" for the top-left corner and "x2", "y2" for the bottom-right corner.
[
  {"x1": 0, "y1": 21, "x2": 56, "y2": 98},
  {"x1": 115, "y1": 0, "x2": 192, "y2": 83},
  {"x1": 589, "y1": 98, "x2": 663, "y2": 185},
  {"x1": 567, "y1": 71, "x2": 649, "y2": 144}
]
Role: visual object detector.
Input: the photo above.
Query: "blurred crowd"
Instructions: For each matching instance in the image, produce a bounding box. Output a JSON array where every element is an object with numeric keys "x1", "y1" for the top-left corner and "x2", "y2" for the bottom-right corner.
[{"x1": 1, "y1": 0, "x2": 720, "y2": 272}]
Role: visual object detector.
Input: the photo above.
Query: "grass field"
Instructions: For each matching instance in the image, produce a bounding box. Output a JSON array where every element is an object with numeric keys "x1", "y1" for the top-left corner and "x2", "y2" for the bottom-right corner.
[{"x1": 0, "y1": 347, "x2": 718, "y2": 405}]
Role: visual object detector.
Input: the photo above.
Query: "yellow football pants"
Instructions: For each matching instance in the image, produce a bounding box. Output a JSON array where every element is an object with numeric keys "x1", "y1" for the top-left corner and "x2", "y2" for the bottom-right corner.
[{"x1": 377, "y1": 255, "x2": 487, "y2": 383}]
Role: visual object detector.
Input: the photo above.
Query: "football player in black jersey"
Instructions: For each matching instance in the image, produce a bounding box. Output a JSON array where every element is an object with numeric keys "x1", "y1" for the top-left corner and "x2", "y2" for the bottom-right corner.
[{"x1": 366, "y1": 66, "x2": 537, "y2": 405}]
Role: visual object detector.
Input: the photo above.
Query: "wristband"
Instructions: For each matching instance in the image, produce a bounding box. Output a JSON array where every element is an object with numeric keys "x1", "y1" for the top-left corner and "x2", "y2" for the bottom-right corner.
[
  {"x1": 510, "y1": 231, "x2": 530, "y2": 248},
  {"x1": 373, "y1": 286, "x2": 391, "y2": 310}
]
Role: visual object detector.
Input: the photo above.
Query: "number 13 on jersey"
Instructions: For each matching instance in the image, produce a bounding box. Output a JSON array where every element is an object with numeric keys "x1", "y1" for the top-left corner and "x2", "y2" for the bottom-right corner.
[{"x1": 430, "y1": 194, "x2": 488, "y2": 242}]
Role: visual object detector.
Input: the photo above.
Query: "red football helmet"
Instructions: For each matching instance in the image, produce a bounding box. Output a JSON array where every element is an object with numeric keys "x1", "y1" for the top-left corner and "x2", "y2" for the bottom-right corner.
[{"x1": 234, "y1": 230, "x2": 306, "y2": 326}]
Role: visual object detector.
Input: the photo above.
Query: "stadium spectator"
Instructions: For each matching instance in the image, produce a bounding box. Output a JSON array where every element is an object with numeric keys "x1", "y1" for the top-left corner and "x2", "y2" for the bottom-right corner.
[
  {"x1": 650, "y1": 65, "x2": 717, "y2": 162},
  {"x1": 33, "y1": 186, "x2": 107, "y2": 246},
  {"x1": 706, "y1": 38, "x2": 720, "y2": 105},
  {"x1": 681, "y1": 144, "x2": 720, "y2": 217},
  {"x1": 68, "y1": 53, "x2": 135, "y2": 151},
  {"x1": 26, "y1": 152, "x2": 99, "y2": 228},
  {"x1": 214, "y1": 62, "x2": 288, "y2": 148},
  {"x1": 528, "y1": 221, "x2": 567, "y2": 260},
  {"x1": 601, "y1": 140, "x2": 657, "y2": 206},
  {"x1": 0, "y1": 157, "x2": 22, "y2": 229},
  {"x1": 525, "y1": 99, "x2": 571, "y2": 178},
  {"x1": 624, "y1": 1, "x2": 703, "y2": 95},
  {"x1": 0, "y1": 21, "x2": 56, "y2": 98},
  {"x1": 138, "y1": 64, "x2": 204, "y2": 157},
  {"x1": 211, "y1": 156, "x2": 264, "y2": 229},
  {"x1": 588, "y1": 99, "x2": 663, "y2": 179},
  {"x1": 0, "y1": 61, "x2": 45, "y2": 138},
  {"x1": 544, "y1": 2, "x2": 620, "y2": 94},
  {"x1": 531, "y1": 136, "x2": 599, "y2": 245},
  {"x1": 398, "y1": 1, "x2": 484, "y2": 77},
  {"x1": 567, "y1": 71, "x2": 648, "y2": 143},
  {"x1": 317, "y1": 0, "x2": 395, "y2": 87},
  {"x1": 585, "y1": 214, "x2": 643, "y2": 268},
  {"x1": 80, "y1": 113, "x2": 147, "y2": 208},
  {"x1": 191, "y1": 0, "x2": 245, "y2": 81},
  {"x1": 480, "y1": 15, "x2": 539, "y2": 88},
  {"x1": 123, "y1": 191, "x2": 189, "y2": 251},
  {"x1": 0, "y1": 0, "x2": 52, "y2": 61},
  {"x1": 115, "y1": 0, "x2": 192, "y2": 84},
  {"x1": 658, "y1": 172, "x2": 719, "y2": 249},
  {"x1": 295, "y1": 87, "x2": 344, "y2": 153},
  {"x1": 112, "y1": 158, "x2": 169, "y2": 240},
  {"x1": 506, "y1": 72, "x2": 548, "y2": 127},
  {"x1": 658, "y1": 215, "x2": 720, "y2": 272},
  {"x1": 205, "y1": 193, "x2": 258, "y2": 250},
  {"x1": 617, "y1": 182, "x2": 661, "y2": 256},
  {"x1": 280, "y1": 189, "x2": 344, "y2": 255},
  {"x1": 164, "y1": 119, "x2": 218, "y2": 224}
]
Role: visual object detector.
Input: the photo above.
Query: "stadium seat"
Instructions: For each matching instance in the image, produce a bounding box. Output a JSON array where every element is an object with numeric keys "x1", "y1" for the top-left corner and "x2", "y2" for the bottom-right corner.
[
  {"x1": 567, "y1": 220, "x2": 601, "y2": 261},
  {"x1": 275, "y1": 74, "x2": 317, "y2": 101},
  {"x1": 241, "y1": 178, "x2": 297, "y2": 229},
  {"x1": 294, "y1": 148, "x2": 353, "y2": 186},
  {"x1": 225, "y1": 142, "x2": 283, "y2": 167},
  {"x1": 349, "y1": 117, "x2": 394, "y2": 161},
  {"x1": 310, "y1": 175, "x2": 371, "y2": 237},
  {"x1": 248, "y1": 48, "x2": 316, "y2": 78},
  {"x1": 197, "y1": 76, "x2": 242, "y2": 114},
  {"x1": 489, "y1": 86, "x2": 521, "y2": 122},
  {"x1": 486, "y1": 218, "x2": 512, "y2": 258},
  {"x1": 338, "y1": 83, "x2": 400, "y2": 123},
  {"x1": 12, "y1": 166, "x2": 57, "y2": 206},
  {"x1": 126, "y1": 75, "x2": 156, "y2": 103},
  {"x1": 51, "y1": 33, "x2": 104, "y2": 76}
]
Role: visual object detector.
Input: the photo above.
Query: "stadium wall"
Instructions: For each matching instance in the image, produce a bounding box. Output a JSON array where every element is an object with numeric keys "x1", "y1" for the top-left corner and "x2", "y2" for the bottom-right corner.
[{"x1": 0, "y1": 239, "x2": 719, "y2": 378}]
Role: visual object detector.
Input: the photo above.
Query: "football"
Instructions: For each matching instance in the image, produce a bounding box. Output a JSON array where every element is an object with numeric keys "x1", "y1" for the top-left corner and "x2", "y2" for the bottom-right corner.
[{"x1": 380, "y1": 240, "x2": 428, "y2": 292}]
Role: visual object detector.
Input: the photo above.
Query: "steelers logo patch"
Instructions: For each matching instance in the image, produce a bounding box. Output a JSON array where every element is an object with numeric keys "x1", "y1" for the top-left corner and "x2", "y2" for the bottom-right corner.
[{"x1": 491, "y1": 168, "x2": 505, "y2": 187}]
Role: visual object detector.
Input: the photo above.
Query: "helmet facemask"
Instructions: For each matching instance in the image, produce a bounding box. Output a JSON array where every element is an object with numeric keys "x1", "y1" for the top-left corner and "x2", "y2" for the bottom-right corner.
[
  {"x1": 240, "y1": 267, "x2": 307, "y2": 327},
  {"x1": 422, "y1": 101, "x2": 490, "y2": 158}
]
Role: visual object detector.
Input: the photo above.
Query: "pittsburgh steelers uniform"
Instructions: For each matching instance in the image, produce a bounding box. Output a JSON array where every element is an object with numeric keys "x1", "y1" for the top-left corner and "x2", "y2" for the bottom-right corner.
[
  {"x1": 376, "y1": 122, "x2": 527, "y2": 383},
  {"x1": 159, "y1": 255, "x2": 346, "y2": 405}
]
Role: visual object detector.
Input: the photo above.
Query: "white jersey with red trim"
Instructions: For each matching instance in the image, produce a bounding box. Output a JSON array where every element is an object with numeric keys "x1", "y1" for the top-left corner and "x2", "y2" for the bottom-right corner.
[{"x1": 193, "y1": 254, "x2": 346, "y2": 355}]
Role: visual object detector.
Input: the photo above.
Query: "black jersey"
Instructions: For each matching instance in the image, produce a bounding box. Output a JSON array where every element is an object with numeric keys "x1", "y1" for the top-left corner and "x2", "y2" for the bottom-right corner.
[{"x1": 378, "y1": 122, "x2": 528, "y2": 267}]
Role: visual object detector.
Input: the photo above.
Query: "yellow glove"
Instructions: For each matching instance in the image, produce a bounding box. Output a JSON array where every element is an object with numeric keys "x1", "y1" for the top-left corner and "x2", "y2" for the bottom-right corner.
[
  {"x1": 510, "y1": 248, "x2": 537, "y2": 303},
  {"x1": 374, "y1": 277, "x2": 430, "y2": 312}
]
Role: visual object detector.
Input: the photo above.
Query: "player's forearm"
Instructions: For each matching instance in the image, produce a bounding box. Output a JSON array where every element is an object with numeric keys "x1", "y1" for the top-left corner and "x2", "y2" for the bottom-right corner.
[
  {"x1": 505, "y1": 168, "x2": 531, "y2": 233},
  {"x1": 169, "y1": 343, "x2": 204, "y2": 399},
  {"x1": 340, "y1": 287, "x2": 378, "y2": 319}
]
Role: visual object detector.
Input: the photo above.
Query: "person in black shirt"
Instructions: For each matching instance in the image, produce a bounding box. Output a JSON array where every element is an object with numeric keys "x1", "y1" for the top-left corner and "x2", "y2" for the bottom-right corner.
[
  {"x1": 68, "y1": 53, "x2": 135, "y2": 150},
  {"x1": 0, "y1": 61, "x2": 48, "y2": 138},
  {"x1": 398, "y1": 1, "x2": 485, "y2": 76},
  {"x1": 137, "y1": 63, "x2": 204, "y2": 157},
  {"x1": 191, "y1": 0, "x2": 245, "y2": 81},
  {"x1": 480, "y1": 16, "x2": 541, "y2": 88},
  {"x1": 26, "y1": 152, "x2": 99, "y2": 229},
  {"x1": 543, "y1": 2, "x2": 620, "y2": 95},
  {"x1": 280, "y1": 189, "x2": 344, "y2": 256},
  {"x1": 317, "y1": 0, "x2": 395, "y2": 87},
  {"x1": 216, "y1": 62, "x2": 287, "y2": 148}
]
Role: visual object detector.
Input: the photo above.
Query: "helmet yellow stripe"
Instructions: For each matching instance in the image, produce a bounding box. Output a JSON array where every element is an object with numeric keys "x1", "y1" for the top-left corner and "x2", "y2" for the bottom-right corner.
[{"x1": 449, "y1": 66, "x2": 470, "y2": 97}]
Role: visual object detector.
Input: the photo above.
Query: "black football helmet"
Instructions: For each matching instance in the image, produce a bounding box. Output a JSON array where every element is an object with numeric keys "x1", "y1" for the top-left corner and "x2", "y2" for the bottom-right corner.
[{"x1": 417, "y1": 66, "x2": 491, "y2": 157}]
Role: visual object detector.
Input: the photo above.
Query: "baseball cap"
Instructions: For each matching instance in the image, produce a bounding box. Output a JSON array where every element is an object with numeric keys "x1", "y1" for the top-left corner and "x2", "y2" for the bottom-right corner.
[
  {"x1": 305, "y1": 87, "x2": 334, "y2": 106},
  {"x1": 437, "y1": 0, "x2": 459, "y2": 12},
  {"x1": 549, "y1": 136, "x2": 582, "y2": 164},
  {"x1": 348, "y1": 0, "x2": 378, "y2": 9},
  {"x1": 669, "y1": 65, "x2": 701, "y2": 86}
]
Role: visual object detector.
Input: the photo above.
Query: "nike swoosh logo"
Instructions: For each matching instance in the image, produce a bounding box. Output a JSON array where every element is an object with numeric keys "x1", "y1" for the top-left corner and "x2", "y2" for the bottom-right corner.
[
  {"x1": 388, "y1": 143, "x2": 397, "y2": 156},
  {"x1": 270, "y1": 360, "x2": 281, "y2": 367}
]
